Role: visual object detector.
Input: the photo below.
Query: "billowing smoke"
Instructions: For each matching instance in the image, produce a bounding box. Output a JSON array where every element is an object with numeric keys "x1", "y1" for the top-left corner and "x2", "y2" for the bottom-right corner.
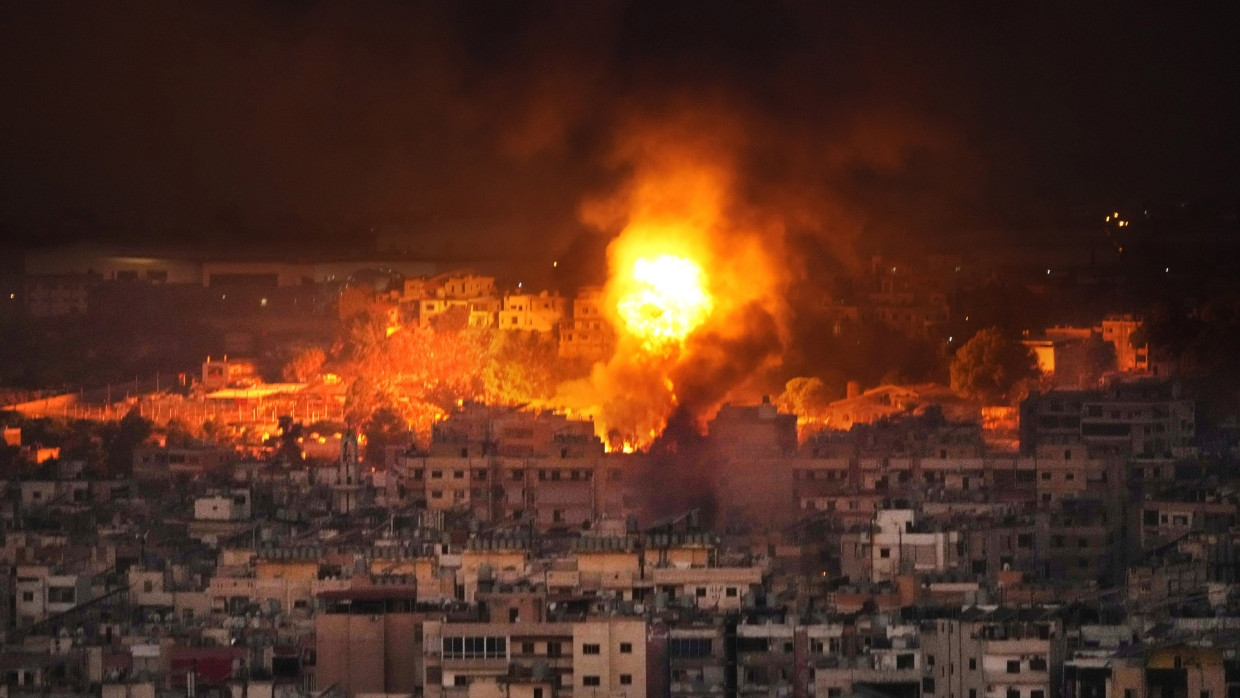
[{"x1": 553, "y1": 106, "x2": 790, "y2": 452}]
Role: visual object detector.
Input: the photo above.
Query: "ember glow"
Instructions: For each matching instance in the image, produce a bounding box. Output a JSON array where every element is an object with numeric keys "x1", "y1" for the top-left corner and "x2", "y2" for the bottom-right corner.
[{"x1": 615, "y1": 253, "x2": 714, "y2": 353}]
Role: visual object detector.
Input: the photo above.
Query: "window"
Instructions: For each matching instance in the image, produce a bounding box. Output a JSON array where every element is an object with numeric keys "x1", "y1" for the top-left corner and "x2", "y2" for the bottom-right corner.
[
  {"x1": 1008, "y1": 690, "x2": 1020, "y2": 698},
  {"x1": 583, "y1": 676, "x2": 601, "y2": 687},
  {"x1": 726, "y1": 587, "x2": 738, "y2": 597},
  {"x1": 880, "y1": 548, "x2": 891, "y2": 558},
  {"x1": 669, "y1": 638, "x2": 712, "y2": 658},
  {"x1": 1030, "y1": 657, "x2": 1047, "y2": 671},
  {"x1": 547, "y1": 641, "x2": 562, "y2": 658},
  {"x1": 923, "y1": 678, "x2": 936, "y2": 694},
  {"x1": 620, "y1": 674, "x2": 632, "y2": 685},
  {"x1": 897, "y1": 653, "x2": 915, "y2": 669},
  {"x1": 696, "y1": 587, "x2": 707, "y2": 597},
  {"x1": 1007, "y1": 659, "x2": 1021, "y2": 673},
  {"x1": 21, "y1": 591, "x2": 34, "y2": 602},
  {"x1": 454, "y1": 676, "x2": 468, "y2": 687},
  {"x1": 534, "y1": 690, "x2": 543, "y2": 698},
  {"x1": 442, "y1": 636, "x2": 507, "y2": 659},
  {"x1": 1033, "y1": 692, "x2": 1045, "y2": 698},
  {"x1": 619, "y1": 642, "x2": 633, "y2": 654},
  {"x1": 521, "y1": 642, "x2": 535, "y2": 654},
  {"x1": 968, "y1": 658, "x2": 977, "y2": 671},
  {"x1": 582, "y1": 643, "x2": 600, "y2": 655}
]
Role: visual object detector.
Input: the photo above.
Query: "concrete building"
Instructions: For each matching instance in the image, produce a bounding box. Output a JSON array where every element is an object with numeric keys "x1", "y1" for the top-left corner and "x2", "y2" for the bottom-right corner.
[
  {"x1": 1020, "y1": 380, "x2": 1196, "y2": 458},
  {"x1": 559, "y1": 287, "x2": 615, "y2": 361},
  {"x1": 499, "y1": 292, "x2": 566, "y2": 334},
  {"x1": 313, "y1": 586, "x2": 421, "y2": 697},
  {"x1": 192, "y1": 490, "x2": 252, "y2": 521},
  {"x1": 920, "y1": 611, "x2": 1065, "y2": 698},
  {"x1": 1100, "y1": 315, "x2": 1149, "y2": 373},
  {"x1": 422, "y1": 617, "x2": 646, "y2": 697}
]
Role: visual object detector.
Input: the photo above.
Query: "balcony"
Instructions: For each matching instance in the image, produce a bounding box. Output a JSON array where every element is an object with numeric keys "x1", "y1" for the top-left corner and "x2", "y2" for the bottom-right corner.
[{"x1": 440, "y1": 656, "x2": 509, "y2": 674}]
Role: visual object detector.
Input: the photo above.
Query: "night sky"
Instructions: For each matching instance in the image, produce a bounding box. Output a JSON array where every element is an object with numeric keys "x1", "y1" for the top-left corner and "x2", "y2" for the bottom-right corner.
[{"x1": 1, "y1": 1, "x2": 1236, "y2": 265}]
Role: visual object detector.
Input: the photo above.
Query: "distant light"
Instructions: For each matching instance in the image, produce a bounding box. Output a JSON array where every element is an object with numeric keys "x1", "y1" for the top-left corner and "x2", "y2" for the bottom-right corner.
[
  {"x1": 552, "y1": 261, "x2": 558, "y2": 268},
  {"x1": 948, "y1": 336, "x2": 953, "y2": 342},
  {"x1": 221, "y1": 294, "x2": 227, "y2": 300},
  {"x1": 1046, "y1": 269, "x2": 1051, "y2": 275},
  {"x1": 1165, "y1": 267, "x2": 1170, "y2": 273},
  {"x1": 891, "y1": 267, "x2": 897, "y2": 273},
  {"x1": 518, "y1": 282, "x2": 523, "y2": 289},
  {"x1": 1105, "y1": 216, "x2": 1111, "y2": 222},
  {"x1": 965, "y1": 316, "x2": 969, "y2": 321},
  {"x1": 1113, "y1": 211, "x2": 1119, "y2": 218},
  {"x1": 260, "y1": 298, "x2": 268, "y2": 307},
  {"x1": 955, "y1": 266, "x2": 961, "y2": 272},
  {"x1": 7, "y1": 293, "x2": 12, "y2": 299}
]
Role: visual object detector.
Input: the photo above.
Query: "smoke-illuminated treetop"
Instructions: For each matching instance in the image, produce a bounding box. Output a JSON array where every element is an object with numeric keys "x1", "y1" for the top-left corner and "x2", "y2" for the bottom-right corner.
[{"x1": 615, "y1": 253, "x2": 714, "y2": 354}]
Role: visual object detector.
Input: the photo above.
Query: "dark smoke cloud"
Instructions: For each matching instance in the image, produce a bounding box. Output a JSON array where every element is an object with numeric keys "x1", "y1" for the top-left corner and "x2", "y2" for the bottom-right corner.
[
  {"x1": 671, "y1": 302, "x2": 783, "y2": 427},
  {"x1": 2, "y1": 1, "x2": 1236, "y2": 268}
]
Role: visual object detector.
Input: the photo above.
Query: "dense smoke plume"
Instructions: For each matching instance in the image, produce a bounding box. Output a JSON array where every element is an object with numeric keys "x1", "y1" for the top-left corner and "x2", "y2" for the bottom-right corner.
[{"x1": 553, "y1": 107, "x2": 789, "y2": 449}]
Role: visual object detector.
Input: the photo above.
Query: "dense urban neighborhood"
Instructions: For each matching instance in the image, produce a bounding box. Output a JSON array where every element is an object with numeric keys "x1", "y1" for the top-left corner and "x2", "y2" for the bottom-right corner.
[
  {"x1": 3, "y1": 3, "x2": 1239, "y2": 698},
  {"x1": 2, "y1": 239, "x2": 1240, "y2": 698}
]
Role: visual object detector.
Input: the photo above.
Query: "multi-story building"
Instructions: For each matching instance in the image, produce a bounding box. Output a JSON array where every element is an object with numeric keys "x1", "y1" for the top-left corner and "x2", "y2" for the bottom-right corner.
[
  {"x1": 422, "y1": 617, "x2": 646, "y2": 697},
  {"x1": 1020, "y1": 379, "x2": 1195, "y2": 458},
  {"x1": 1099, "y1": 314, "x2": 1149, "y2": 373},
  {"x1": 920, "y1": 611, "x2": 1065, "y2": 698},
  {"x1": 498, "y1": 292, "x2": 567, "y2": 333},
  {"x1": 559, "y1": 286, "x2": 615, "y2": 361},
  {"x1": 314, "y1": 585, "x2": 422, "y2": 696}
]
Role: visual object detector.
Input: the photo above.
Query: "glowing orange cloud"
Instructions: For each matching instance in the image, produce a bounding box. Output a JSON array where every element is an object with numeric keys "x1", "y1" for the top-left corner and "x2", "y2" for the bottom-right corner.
[{"x1": 614, "y1": 253, "x2": 714, "y2": 353}]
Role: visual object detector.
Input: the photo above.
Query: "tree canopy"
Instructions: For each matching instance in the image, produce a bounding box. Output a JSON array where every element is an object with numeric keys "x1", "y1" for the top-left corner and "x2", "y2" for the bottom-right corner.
[{"x1": 949, "y1": 327, "x2": 1040, "y2": 404}]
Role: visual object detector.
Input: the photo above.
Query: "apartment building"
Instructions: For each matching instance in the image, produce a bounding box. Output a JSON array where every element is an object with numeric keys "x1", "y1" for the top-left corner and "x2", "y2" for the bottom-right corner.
[
  {"x1": 422, "y1": 617, "x2": 646, "y2": 697},
  {"x1": 498, "y1": 292, "x2": 567, "y2": 334},
  {"x1": 920, "y1": 611, "x2": 1065, "y2": 698},
  {"x1": 560, "y1": 286, "x2": 615, "y2": 361},
  {"x1": 313, "y1": 586, "x2": 422, "y2": 695},
  {"x1": 1020, "y1": 380, "x2": 1196, "y2": 458}
]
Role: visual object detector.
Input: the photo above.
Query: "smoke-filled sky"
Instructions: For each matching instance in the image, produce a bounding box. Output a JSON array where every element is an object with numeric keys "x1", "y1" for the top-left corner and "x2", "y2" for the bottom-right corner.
[{"x1": 1, "y1": 1, "x2": 1236, "y2": 265}]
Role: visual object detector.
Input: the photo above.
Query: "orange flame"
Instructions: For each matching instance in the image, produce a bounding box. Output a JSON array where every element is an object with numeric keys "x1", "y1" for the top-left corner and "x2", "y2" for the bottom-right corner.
[{"x1": 615, "y1": 253, "x2": 714, "y2": 353}]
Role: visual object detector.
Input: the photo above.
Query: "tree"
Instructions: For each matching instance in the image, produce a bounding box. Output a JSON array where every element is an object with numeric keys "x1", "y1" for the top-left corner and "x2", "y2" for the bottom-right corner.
[
  {"x1": 282, "y1": 347, "x2": 326, "y2": 382},
  {"x1": 104, "y1": 408, "x2": 153, "y2": 475},
  {"x1": 950, "y1": 327, "x2": 1040, "y2": 404},
  {"x1": 362, "y1": 407, "x2": 412, "y2": 463},
  {"x1": 483, "y1": 330, "x2": 560, "y2": 405},
  {"x1": 776, "y1": 377, "x2": 837, "y2": 422},
  {"x1": 1054, "y1": 337, "x2": 1117, "y2": 388}
]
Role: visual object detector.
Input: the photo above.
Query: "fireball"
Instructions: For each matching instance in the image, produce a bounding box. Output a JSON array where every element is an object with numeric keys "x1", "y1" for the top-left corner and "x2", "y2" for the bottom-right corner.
[{"x1": 615, "y1": 254, "x2": 714, "y2": 352}]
